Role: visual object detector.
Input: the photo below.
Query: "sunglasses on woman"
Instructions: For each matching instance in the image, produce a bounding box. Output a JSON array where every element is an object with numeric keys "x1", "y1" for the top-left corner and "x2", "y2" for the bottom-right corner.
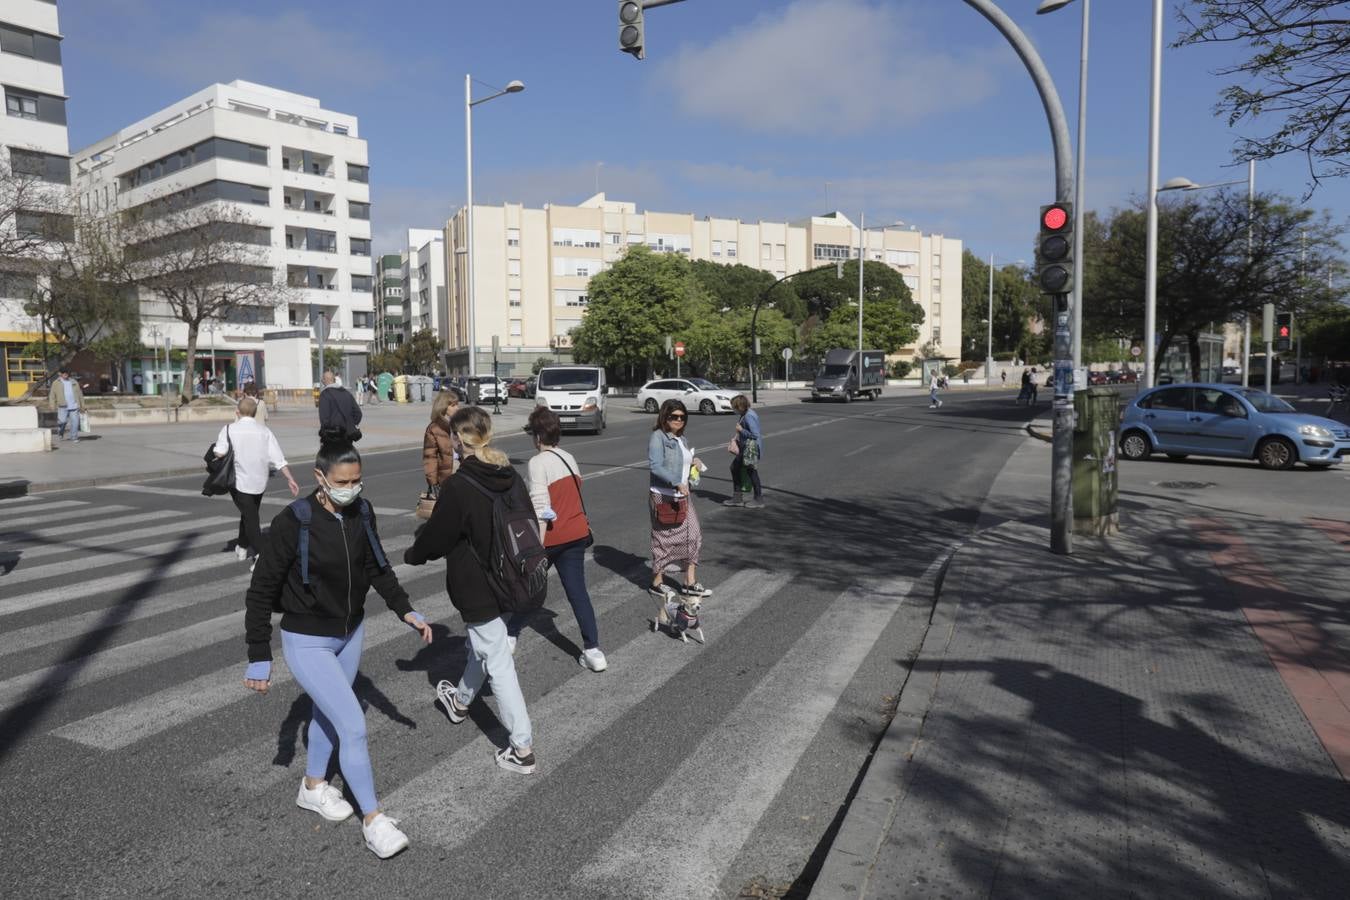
[{"x1": 667, "y1": 414, "x2": 686, "y2": 421}]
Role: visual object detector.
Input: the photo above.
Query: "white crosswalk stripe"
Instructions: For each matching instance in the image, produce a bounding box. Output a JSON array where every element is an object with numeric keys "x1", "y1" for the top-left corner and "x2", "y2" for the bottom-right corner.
[
  {"x1": 11, "y1": 516, "x2": 236, "y2": 562},
  {"x1": 0, "y1": 494, "x2": 42, "y2": 505},
  {"x1": 96, "y1": 483, "x2": 410, "y2": 518},
  {"x1": 2, "y1": 524, "x2": 256, "y2": 587},
  {"x1": 1, "y1": 502, "x2": 129, "y2": 532},
  {"x1": 381, "y1": 568, "x2": 790, "y2": 849},
  {"x1": 573, "y1": 578, "x2": 913, "y2": 899},
  {"x1": 3, "y1": 509, "x2": 190, "y2": 545}
]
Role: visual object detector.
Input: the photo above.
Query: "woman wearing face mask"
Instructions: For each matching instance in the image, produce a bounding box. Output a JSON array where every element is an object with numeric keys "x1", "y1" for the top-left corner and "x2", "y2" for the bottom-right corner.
[
  {"x1": 242, "y1": 439, "x2": 433, "y2": 860},
  {"x1": 422, "y1": 389, "x2": 460, "y2": 492}
]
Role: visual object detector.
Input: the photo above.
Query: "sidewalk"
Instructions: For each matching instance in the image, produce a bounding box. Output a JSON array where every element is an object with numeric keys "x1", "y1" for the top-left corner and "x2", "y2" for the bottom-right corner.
[
  {"x1": 0, "y1": 389, "x2": 816, "y2": 494},
  {"x1": 811, "y1": 434, "x2": 1350, "y2": 898}
]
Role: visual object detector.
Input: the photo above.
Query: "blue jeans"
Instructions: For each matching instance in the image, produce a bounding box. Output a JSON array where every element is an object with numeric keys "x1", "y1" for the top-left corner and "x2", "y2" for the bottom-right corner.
[
  {"x1": 281, "y1": 622, "x2": 378, "y2": 815},
  {"x1": 451, "y1": 616, "x2": 533, "y2": 751},
  {"x1": 507, "y1": 541, "x2": 599, "y2": 650},
  {"x1": 57, "y1": 406, "x2": 80, "y2": 441}
]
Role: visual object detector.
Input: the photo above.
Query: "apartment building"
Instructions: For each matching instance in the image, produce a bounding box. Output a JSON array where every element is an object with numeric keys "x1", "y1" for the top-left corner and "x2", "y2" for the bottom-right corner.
[
  {"x1": 373, "y1": 228, "x2": 448, "y2": 354},
  {"x1": 70, "y1": 80, "x2": 374, "y2": 389},
  {"x1": 443, "y1": 193, "x2": 962, "y2": 376},
  {"x1": 373, "y1": 253, "x2": 403, "y2": 351},
  {"x1": 0, "y1": 0, "x2": 71, "y2": 398}
]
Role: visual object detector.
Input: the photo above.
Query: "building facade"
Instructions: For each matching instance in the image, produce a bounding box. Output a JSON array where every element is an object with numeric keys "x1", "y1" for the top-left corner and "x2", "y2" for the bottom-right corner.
[
  {"x1": 1, "y1": 0, "x2": 71, "y2": 397},
  {"x1": 373, "y1": 228, "x2": 448, "y2": 355},
  {"x1": 443, "y1": 193, "x2": 962, "y2": 376},
  {"x1": 69, "y1": 80, "x2": 374, "y2": 390},
  {"x1": 373, "y1": 252, "x2": 403, "y2": 351}
]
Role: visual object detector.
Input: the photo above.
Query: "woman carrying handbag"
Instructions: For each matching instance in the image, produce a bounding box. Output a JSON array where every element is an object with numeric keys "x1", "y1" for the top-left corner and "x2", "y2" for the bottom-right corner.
[
  {"x1": 647, "y1": 399, "x2": 713, "y2": 603},
  {"x1": 418, "y1": 390, "x2": 460, "y2": 518},
  {"x1": 723, "y1": 394, "x2": 764, "y2": 508}
]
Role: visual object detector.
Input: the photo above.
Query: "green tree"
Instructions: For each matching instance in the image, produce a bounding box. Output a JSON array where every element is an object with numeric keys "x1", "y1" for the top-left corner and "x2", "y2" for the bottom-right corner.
[
  {"x1": 683, "y1": 306, "x2": 796, "y2": 382},
  {"x1": 801, "y1": 296, "x2": 921, "y2": 360},
  {"x1": 310, "y1": 347, "x2": 342, "y2": 375},
  {"x1": 791, "y1": 260, "x2": 913, "y2": 322},
  {"x1": 398, "y1": 328, "x2": 441, "y2": 374},
  {"x1": 368, "y1": 350, "x2": 401, "y2": 374},
  {"x1": 531, "y1": 356, "x2": 553, "y2": 375},
  {"x1": 1177, "y1": 1, "x2": 1350, "y2": 188},
  {"x1": 690, "y1": 259, "x2": 806, "y2": 322},
  {"x1": 960, "y1": 250, "x2": 1040, "y2": 357}
]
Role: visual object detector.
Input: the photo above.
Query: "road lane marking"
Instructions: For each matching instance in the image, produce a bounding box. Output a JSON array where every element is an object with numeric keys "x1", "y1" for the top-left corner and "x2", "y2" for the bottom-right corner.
[
  {"x1": 572, "y1": 576, "x2": 912, "y2": 899},
  {"x1": 380, "y1": 569, "x2": 791, "y2": 848},
  {"x1": 843, "y1": 443, "x2": 875, "y2": 458},
  {"x1": 3, "y1": 510, "x2": 189, "y2": 544},
  {"x1": 94, "y1": 484, "x2": 408, "y2": 518},
  {"x1": 11, "y1": 516, "x2": 235, "y2": 562},
  {"x1": 1, "y1": 524, "x2": 253, "y2": 587},
  {"x1": 906, "y1": 424, "x2": 923, "y2": 432},
  {"x1": 0, "y1": 502, "x2": 117, "y2": 532}
]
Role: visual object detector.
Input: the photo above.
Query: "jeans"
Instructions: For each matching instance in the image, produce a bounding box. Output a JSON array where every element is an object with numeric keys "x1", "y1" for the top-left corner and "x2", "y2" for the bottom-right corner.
[
  {"x1": 451, "y1": 617, "x2": 532, "y2": 751},
  {"x1": 507, "y1": 542, "x2": 599, "y2": 650},
  {"x1": 281, "y1": 622, "x2": 378, "y2": 815},
  {"x1": 57, "y1": 406, "x2": 80, "y2": 441},
  {"x1": 730, "y1": 456, "x2": 762, "y2": 500},
  {"x1": 229, "y1": 488, "x2": 264, "y2": 554}
]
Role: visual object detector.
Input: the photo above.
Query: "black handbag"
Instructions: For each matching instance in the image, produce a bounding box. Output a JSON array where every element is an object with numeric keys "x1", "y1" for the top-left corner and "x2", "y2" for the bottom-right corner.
[{"x1": 201, "y1": 425, "x2": 236, "y2": 496}]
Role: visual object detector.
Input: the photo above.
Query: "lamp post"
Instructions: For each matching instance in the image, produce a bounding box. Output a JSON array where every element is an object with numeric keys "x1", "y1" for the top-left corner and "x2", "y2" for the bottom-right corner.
[
  {"x1": 1144, "y1": 0, "x2": 1164, "y2": 387},
  {"x1": 984, "y1": 254, "x2": 1027, "y2": 384},
  {"x1": 464, "y1": 75, "x2": 524, "y2": 377}
]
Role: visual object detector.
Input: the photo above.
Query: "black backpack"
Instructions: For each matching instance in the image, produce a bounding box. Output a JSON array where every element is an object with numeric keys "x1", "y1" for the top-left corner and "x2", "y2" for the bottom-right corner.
[{"x1": 458, "y1": 469, "x2": 549, "y2": 614}]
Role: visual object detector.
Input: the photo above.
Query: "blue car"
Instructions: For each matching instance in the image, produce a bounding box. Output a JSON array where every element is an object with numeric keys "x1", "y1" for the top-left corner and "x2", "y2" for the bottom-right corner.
[{"x1": 1119, "y1": 383, "x2": 1350, "y2": 470}]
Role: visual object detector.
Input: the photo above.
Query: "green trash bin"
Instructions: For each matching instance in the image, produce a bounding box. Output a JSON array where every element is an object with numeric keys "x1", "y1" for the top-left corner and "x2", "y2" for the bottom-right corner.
[{"x1": 1072, "y1": 386, "x2": 1120, "y2": 536}]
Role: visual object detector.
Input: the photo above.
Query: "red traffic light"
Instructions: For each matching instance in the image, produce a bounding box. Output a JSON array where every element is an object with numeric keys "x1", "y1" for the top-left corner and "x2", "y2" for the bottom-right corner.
[
  {"x1": 1279, "y1": 325, "x2": 1290, "y2": 337},
  {"x1": 1042, "y1": 205, "x2": 1068, "y2": 231}
]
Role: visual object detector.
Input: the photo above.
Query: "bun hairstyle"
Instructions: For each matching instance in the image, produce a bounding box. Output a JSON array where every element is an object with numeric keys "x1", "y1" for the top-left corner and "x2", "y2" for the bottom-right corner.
[
  {"x1": 315, "y1": 438, "x2": 361, "y2": 474},
  {"x1": 449, "y1": 405, "x2": 509, "y2": 467}
]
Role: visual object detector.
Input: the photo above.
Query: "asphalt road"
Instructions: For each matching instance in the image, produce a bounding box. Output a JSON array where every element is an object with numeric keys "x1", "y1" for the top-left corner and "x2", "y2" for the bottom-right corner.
[{"x1": 0, "y1": 389, "x2": 1039, "y2": 899}]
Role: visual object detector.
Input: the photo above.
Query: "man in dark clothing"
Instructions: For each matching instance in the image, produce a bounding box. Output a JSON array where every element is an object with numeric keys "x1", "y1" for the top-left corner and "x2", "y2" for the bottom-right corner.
[{"x1": 318, "y1": 370, "x2": 363, "y2": 442}]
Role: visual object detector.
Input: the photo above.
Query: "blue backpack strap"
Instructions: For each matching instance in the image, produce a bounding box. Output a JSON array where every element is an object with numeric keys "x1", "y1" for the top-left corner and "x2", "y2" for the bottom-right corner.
[
  {"x1": 288, "y1": 498, "x2": 312, "y2": 587},
  {"x1": 358, "y1": 498, "x2": 389, "y2": 571}
]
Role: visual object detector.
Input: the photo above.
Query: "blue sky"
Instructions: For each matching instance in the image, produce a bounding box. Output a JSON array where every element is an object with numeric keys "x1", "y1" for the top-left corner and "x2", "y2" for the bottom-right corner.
[{"x1": 58, "y1": 0, "x2": 1349, "y2": 263}]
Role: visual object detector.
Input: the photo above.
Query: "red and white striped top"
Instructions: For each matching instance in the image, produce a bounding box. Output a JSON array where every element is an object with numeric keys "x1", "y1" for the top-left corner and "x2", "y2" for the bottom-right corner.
[{"x1": 527, "y1": 447, "x2": 590, "y2": 548}]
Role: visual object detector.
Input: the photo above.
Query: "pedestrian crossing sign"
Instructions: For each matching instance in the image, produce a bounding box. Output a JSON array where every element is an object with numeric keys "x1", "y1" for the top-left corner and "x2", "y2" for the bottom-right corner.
[{"x1": 237, "y1": 352, "x2": 255, "y2": 384}]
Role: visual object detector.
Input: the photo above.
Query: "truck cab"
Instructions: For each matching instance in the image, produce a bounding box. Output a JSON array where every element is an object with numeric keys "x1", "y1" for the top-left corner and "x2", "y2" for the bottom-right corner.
[{"x1": 812, "y1": 349, "x2": 884, "y2": 402}]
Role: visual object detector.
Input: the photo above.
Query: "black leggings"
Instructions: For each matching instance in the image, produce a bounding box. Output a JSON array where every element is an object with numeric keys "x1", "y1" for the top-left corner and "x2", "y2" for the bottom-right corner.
[
  {"x1": 730, "y1": 456, "x2": 762, "y2": 500},
  {"x1": 230, "y1": 488, "x2": 264, "y2": 553}
]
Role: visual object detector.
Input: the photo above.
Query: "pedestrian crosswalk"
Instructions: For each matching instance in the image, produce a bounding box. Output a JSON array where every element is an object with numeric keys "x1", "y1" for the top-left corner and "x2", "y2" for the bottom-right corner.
[{"x1": 1, "y1": 487, "x2": 931, "y2": 896}]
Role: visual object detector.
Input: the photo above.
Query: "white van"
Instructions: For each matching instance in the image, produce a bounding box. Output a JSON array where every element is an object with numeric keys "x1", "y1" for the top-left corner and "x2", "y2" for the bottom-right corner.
[{"x1": 534, "y1": 366, "x2": 607, "y2": 434}]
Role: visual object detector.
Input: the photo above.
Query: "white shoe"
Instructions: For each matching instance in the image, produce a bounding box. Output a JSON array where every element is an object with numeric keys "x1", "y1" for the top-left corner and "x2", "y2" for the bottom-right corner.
[
  {"x1": 507, "y1": 635, "x2": 517, "y2": 656},
  {"x1": 295, "y1": 780, "x2": 354, "y2": 822},
  {"x1": 362, "y1": 813, "x2": 410, "y2": 859},
  {"x1": 235, "y1": 546, "x2": 248, "y2": 562},
  {"x1": 580, "y1": 648, "x2": 608, "y2": 672}
]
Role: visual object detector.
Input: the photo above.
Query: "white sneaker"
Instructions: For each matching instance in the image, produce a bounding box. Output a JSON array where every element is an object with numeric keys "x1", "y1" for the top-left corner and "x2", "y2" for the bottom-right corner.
[
  {"x1": 507, "y1": 635, "x2": 517, "y2": 656},
  {"x1": 295, "y1": 780, "x2": 354, "y2": 822},
  {"x1": 362, "y1": 813, "x2": 410, "y2": 859},
  {"x1": 235, "y1": 546, "x2": 248, "y2": 562},
  {"x1": 435, "y1": 679, "x2": 469, "y2": 724},
  {"x1": 580, "y1": 648, "x2": 608, "y2": 672}
]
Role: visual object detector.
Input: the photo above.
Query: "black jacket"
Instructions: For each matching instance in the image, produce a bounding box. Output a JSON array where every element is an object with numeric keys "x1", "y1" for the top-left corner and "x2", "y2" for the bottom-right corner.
[
  {"x1": 318, "y1": 385, "x2": 363, "y2": 440},
  {"x1": 245, "y1": 492, "x2": 412, "y2": 662},
  {"x1": 404, "y1": 456, "x2": 532, "y2": 624}
]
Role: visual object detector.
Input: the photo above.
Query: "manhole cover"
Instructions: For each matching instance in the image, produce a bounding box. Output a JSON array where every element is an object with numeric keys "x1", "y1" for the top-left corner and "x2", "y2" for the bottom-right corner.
[{"x1": 1156, "y1": 481, "x2": 1215, "y2": 490}]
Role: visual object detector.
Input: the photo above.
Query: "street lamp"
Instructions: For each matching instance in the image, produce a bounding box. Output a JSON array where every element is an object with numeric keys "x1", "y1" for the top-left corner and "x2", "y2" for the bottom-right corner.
[
  {"x1": 1037, "y1": 0, "x2": 1090, "y2": 374},
  {"x1": 983, "y1": 255, "x2": 1026, "y2": 384},
  {"x1": 464, "y1": 75, "x2": 524, "y2": 377}
]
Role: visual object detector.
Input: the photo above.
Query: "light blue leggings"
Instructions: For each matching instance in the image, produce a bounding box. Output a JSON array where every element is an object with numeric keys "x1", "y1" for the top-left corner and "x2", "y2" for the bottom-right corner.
[{"x1": 281, "y1": 622, "x2": 378, "y2": 815}]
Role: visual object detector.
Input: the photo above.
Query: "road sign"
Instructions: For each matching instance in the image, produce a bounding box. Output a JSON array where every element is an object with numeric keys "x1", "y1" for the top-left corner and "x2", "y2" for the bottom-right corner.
[
  {"x1": 782, "y1": 347, "x2": 793, "y2": 361},
  {"x1": 237, "y1": 352, "x2": 255, "y2": 384},
  {"x1": 674, "y1": 341, "x2": 685, "y2": 358},
  {"x1": 1130, "y1": 345, "x2": 1142, "y2": 358}
]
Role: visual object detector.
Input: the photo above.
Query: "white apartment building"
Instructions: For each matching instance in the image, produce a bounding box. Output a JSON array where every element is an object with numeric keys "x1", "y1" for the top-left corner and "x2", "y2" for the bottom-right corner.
[
  {"x1": 373, "y1": 228, "x2": 448, "y2": 354},
  {"x1": 70, "y1": 80, "x2": 374, "y2": 390},
  {"x1": 443, "y1": 193, "x2": 962, "y2": 376},
  {"x1": 1, "y1": 0, "x2": 71, "y2": 398}
]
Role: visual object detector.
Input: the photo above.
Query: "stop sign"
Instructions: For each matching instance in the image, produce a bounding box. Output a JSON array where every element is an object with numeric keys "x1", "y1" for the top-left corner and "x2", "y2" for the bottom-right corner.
[{"x1": 674, "y1": 341, "x2": 685, "y2": 357}]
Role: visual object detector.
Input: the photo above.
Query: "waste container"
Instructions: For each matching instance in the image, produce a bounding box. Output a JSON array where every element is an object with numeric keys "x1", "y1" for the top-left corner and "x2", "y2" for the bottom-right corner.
[
  {"x1": 376, "y1": 372, "x2": 394, "y2": 402},
  {"x1": 393, "y1": 374, "x2": 409, "y2": 403},
  {"x1": 1073, "y1": 386, "x2": 1120, "y2": 536},
  {"x1": 466, "y1": 380, "x2": 481, "y2": 405},
  {"x1": 410, "y1": 375, "x2": 432, "y2": 402}
]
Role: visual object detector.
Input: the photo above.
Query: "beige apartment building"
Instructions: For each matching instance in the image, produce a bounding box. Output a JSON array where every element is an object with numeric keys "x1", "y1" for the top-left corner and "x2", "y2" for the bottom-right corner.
[{"x1": 442, "y1": 193, "x2": 962, "y2": 376}]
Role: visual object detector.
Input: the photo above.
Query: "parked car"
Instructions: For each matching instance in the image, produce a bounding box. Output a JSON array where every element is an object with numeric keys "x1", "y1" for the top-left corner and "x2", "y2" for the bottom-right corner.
[
  {"x1": 1119, "y1": 383, "x2": 1350, "y2": 470},
  {"x1": 463, "y1": 375, "x2": 505, "y2": 404},
  {"x1": 637, "y1": 377, "x2": 737, "y2": 415},
  {"x1": 506, "y1": 377, "x2": 535, "y2": 399},
  {"x1": 1088, "y1": 370, "x2": 1110, "y2": 386}
]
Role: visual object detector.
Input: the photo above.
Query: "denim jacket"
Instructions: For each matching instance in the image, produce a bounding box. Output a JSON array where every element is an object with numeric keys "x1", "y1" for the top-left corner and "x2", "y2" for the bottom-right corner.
[
  {"x1": 735, "y1": 409, "x2": 763, "y2": 456},
  {"x1": 648, "y1": 429, "x2": 688, "y2": 490}
]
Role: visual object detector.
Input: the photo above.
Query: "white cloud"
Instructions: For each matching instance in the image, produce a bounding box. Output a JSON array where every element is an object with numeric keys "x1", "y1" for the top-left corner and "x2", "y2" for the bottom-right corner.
[{"x1": 655, "y1": 0, "x2": 1004, "y2": 135}]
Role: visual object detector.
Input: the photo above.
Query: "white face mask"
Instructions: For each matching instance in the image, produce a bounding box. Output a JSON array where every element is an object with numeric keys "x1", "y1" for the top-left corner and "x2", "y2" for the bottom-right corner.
[{"x1": 321, "y1": 475, "x2": 363, "y2": 507}]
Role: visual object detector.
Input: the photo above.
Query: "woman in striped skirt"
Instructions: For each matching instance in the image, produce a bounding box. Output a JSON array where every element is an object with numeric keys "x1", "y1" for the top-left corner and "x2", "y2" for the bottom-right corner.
[{"x1": 647, "y1": 399, "x2": 713, "y2": 602}]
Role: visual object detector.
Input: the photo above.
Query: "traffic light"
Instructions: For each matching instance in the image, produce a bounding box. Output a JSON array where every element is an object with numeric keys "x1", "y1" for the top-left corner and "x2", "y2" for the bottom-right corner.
[
  {"x1": 619, "y1": 1, "x2": 644, "y2": 59},
  {"x1": 1036, "y1": 202, "x2": 1073, "y2": 295},
  {"x1": 1275, "y1": 311, "x2": 1293, "y2": 352}
]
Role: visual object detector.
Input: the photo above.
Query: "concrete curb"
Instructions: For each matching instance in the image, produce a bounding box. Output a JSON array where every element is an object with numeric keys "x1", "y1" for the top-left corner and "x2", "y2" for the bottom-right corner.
[
  {"x1": 1025, "y1": 421, "x2": 1053, "y2": 443},
  {"x1": 808, "y1": 546, "x2": 961, "y2": 900}
]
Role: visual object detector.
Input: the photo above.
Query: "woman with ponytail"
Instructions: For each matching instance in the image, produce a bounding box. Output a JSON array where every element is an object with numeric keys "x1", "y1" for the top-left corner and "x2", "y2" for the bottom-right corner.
[{"x1": 404, "y1": 407, "x2": 538, "y2": 774}]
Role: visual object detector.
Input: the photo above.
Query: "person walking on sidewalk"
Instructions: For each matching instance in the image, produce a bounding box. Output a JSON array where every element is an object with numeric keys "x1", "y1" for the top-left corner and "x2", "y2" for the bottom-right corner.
[
  {"x1": 214, "y1": 396, "x2": 298, "y2": 564},
  {"x1": 1027, "y1": 367, "x2": 1039, "y2": 405},
  {"x1": 318, "y1": 370, "x2": 362, "y2": 443},
  {"x1": 240, "y1": 381, "x2": 267, "y2": 426},
  {"x1": 648, "y1": 399, "x2": 713, "y2": 603},
  {"x1": 47, "y1": 368, "x2": 85, "y2": 443},
  {"x1": 929, "y1": 370, "x2": 944, "y2": 409},
  {"x1": 507, "y1": 407, "x2": 607, "y2": 672},
  {"x1": 723, "y1": 395, "x2": 764, "y2": 509},
  {"x1": 404, "y1": 406, "x2": 538, "y2": 775},
  {"x1": 243, "y1": 439, "x2": 433, "y2": 859},
  {"x1": 421, "y1": 389, "x2": 460, "y2": 493}
]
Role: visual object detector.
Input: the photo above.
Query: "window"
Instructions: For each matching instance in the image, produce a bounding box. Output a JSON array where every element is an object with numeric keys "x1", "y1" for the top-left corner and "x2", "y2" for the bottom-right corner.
[
  {"x1": 554, "y1": 289, "x2": 589, "y2": 307},
  {"x1": 553, "y1": 317, "x2": 582, "y2": 338},
  {"x1": 306, "y1": 229, "x2": 338, "y2": 253},
  {"x1": 933, "y1": 253, "x2": 942, "y2": 269},
  {"x1": 886, "y1": 250, "x2": 919, "y2": 267},
  {"x1": 814, "y1": 243, "x2": 851, "y2": 261},
  {"x1": 509, "y1": 289, "x2": 521, "y2": 308},
  {"x1": 510, "y1": 319, "x2": 522, "y2": 337},
  {"x1": 350, "y1": 237, "x2": 371, "y2": 256},
  {"x1": 0, "y1": 271, "x2": 40, "y2": 300},
  {"x1": 118, "y1": 138, "x2": 267, "y2": 190},
  {"x1": 508, "y1": 259, "x2": 521, "y2": 277},
  {"x1": 346, "y1": 163, "x2": 369, "y2": 183},
  {"x1": 727, "y1": 241, "x2": 737, "y2": 258},
  {"x1": 351, "y1": 274, "x2": 373, "y2": 291},
  {"x1": 333, "y1": 125, "x2": 349, "y2": 136},
  {"x1": 648, "y1": 233, "x2": 691, "y2": 253},
  {"x1": 552, "y1": 227, "x2": 601, "y2": 248},
  {"x1": 932, "y1": 279, "x2": 941, "y2": 291},
  {"x1": 5, "y1": 89, "x2": 37, "y2": 121},
  {"x1": 1143, "y1": 388, "x2": 1191, "y2": 411},
  {"x1": 0, "y1": 24, "x2": 61, "y2": 65},
  {"x1": 349, "y1": 201, "x2": 370, "y2": 220},
  {"x1": 775, "y1": 244, "x2": 785, "y2": 260},
  {"x1": 931, "y1": 326, "x2": 941, "y2": 343},
  {"x1": 352, "y1": 311, "x2": 371, "y2": 328},
  {"x1": 16, "y1": 210, "x2": 73, "y2": 240},
  {"x1": 7, "y1": 147, "x2": 69, "y2": 184},
  {"x1": 553, "y1": 258, "x2": 604, "y2": 278},
  {"x1": 902, "y1": 274, "x2": 919, "y2": 291},
  {"x1": 712, "y1": 240, "x2": 723, "y2": 257},
  {"x1": 627, "y1": 232, "x2": 644, "y2": 244},
  {"x1": 931, "y1": 302, "x2": 941, "y2": 317},
  {"x1": 606, "y1": 232, "x2": 621, "y2": 245},
  {"x1": 762, "y1": 242, "x2": 771, "y2": 258},
  {"x1": 507, "y1": 228, "x2": 520, "y2": 247}
]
